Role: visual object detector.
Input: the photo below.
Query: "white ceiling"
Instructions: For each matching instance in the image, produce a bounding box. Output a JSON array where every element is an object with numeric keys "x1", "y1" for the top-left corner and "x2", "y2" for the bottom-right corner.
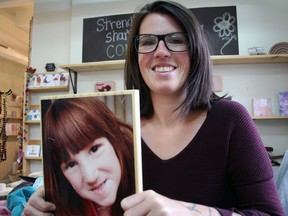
[{"x1": 0, "y1": 0, "x2": 33, "y2": 65}]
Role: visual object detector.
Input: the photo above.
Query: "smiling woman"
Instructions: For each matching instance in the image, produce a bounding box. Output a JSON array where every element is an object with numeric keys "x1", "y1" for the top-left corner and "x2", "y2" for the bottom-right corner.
[{"x1": 41, "y1": 93, "x2": 138, "y2": 216}]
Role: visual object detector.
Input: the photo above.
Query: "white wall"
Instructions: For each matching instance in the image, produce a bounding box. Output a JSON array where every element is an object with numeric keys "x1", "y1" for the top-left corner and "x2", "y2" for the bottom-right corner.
[
  {"x1": 29, "y1": 0, "x2": 288, "y2": 172},
  {"x1": 31, "y1": 0, "x2": 288, "y2": 66}
]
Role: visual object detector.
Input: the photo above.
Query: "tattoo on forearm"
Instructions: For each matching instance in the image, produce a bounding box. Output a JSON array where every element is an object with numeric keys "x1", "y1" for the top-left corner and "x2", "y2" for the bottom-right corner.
[
  {"x1": 187, "y1": 204, "x2": 202, "y2": 214},
  {"x1": 186, "y1": 204, "x2": 215, "y2": 216}
]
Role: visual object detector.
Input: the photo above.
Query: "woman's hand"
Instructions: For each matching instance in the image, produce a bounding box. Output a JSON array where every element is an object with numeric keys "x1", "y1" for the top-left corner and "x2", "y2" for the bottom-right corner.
[
  {"x1": 121, "y1": 190, "x2": 221, "y2": 216},
  {"x1": 22, "y1": 186, "x2": 56, "y2": 216}
]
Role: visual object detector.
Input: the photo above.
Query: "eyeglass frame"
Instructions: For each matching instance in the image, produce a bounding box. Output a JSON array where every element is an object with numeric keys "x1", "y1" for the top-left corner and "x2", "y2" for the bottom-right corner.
[{"x1": 134, "y1": 32, "x2": 190, "y2": 54}]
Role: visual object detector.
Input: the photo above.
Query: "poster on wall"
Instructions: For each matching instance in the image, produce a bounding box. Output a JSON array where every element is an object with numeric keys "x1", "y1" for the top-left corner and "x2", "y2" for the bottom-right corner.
[
  {"x1": 82, "y1": 6, "x2": 238, "y2": 62},
  {"x1": 40, "y1": 90, "x2": 142, "y2": 215}
]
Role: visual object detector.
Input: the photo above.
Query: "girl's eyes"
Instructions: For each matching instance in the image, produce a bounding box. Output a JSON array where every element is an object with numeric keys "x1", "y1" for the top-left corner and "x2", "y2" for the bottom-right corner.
[
  {"x1": 90, "y1": 145, "x2": 100, "y2": 153},
  {"x1": 63, "y1": 144, "x2": 102, "y2": 170},
  {"x1": 67, "y1": 161, "x2": 76, "y2": 168}
]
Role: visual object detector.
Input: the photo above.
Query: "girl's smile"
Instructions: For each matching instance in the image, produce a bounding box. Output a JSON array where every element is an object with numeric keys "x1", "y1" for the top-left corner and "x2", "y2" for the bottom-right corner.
[{"x1": 61, "y1": 137, "x2": 121, "y2": 207}]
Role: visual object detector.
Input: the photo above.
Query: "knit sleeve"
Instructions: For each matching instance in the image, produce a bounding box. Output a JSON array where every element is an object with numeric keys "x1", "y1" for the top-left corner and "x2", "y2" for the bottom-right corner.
[{"x1": 216, "y1": 100, "x2": 284, "y2": 215}]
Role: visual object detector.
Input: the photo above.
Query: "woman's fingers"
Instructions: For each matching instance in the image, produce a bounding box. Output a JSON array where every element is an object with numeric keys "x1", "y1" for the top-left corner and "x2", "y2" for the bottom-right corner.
[{"x1": 22, "y1": 187, "x2": 56, "y2": 216}]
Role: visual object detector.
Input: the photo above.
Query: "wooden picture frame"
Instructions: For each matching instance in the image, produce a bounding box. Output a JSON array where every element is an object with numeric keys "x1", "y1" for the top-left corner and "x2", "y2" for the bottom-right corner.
[{"x1": 40, "y1": 90, "x2": 142, "y2": 215}]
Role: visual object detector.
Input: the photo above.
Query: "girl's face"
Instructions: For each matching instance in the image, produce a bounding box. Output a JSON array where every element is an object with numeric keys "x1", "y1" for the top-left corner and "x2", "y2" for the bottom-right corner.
[
  {"x1": 138, "y1": 13, "x2": 190, "y2": 96},
  {"x1": 61, "y1": 137, "x2": 121, "y2": 208}
]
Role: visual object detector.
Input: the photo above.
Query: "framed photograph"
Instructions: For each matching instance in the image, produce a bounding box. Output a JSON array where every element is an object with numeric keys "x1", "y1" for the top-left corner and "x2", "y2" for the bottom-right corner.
[
  {"x1": 279, "y1": 91, "x2": 288, "y2": 116},
  {"x1": 95, "y1": 81, "x2": 116, "y2": 92},
  {"x1": 26, "y1": 145, "x2": 41, "y2": 157},
  {"x1": 252, "y1": 98, "x2": 273, "y2": 117},
  {"x1": 40, "y1": 90, "x2": 142, "y2": 215},
  {"x1": 26, "y1": 109, "x2": 41, "y2": 121},
  {"x1": 212, "y1": 75, "x2": 223, "y2": 92}
]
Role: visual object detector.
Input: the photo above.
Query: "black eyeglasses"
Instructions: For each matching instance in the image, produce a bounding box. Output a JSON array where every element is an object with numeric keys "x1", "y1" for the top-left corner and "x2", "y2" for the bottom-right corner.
[{"x1": 134, "y1": 32, "x2": 189, "y2": 54}]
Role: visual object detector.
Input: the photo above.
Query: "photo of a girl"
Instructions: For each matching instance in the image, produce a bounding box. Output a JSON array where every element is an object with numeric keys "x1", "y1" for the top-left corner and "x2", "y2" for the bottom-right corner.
[{"x1": 41, "y1": 91, "x2": 141, "y2": 216}]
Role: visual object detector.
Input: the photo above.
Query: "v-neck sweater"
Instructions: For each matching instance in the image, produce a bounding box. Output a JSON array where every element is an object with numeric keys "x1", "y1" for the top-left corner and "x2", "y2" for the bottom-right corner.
[{"x1": 141, "y1": 99, "x2": 284, "y2": 215}]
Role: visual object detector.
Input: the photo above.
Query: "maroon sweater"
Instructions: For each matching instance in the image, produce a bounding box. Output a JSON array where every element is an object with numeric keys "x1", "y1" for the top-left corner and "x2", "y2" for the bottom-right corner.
[{"x1": 142, "y1": 99, "x2": 284, "y2": 215}]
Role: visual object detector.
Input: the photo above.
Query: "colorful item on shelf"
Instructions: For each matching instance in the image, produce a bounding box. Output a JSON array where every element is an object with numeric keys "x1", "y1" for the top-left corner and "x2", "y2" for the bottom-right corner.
[
  {"x1": 269, "y1": 42, "x2": 288, "y2": 54},
  {"x1": 248, "y1": 46, "x2": 266, "y2": 55},
  {"x1": 25, "y1": 67, "x2": 36, "y2": 74},
  {"x1": 27, "y1": 73, "x2": 69, "y2": 88},
  {"x1": 0, "y1": 89, "x2": 12, "y2": 162},
  {"x1": 252, "y1": 98, "x2": 273, "y2": 117},
  {"x1": 26, "y1": 110, "x2": 41, "y2": 121},
  {"x1": 95, "y1": 81, "x2": 115, "y2": 92},
  {"x1": 45, "y1": 63, "x2": 56, "y2": 72},
  {"x1": 279, "y1": 91, "x2": 288, "y2": 116}
]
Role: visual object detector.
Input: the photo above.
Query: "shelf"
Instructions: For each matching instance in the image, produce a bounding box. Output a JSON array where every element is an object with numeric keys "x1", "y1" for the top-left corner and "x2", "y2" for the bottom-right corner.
[
  {"x1": 59, "y1": 54, "x2": 288, "y2": 72},
  {"x1": 24, "y1": 156, "x2": 42, "y2": 160},
  {"x1": 6, "y1": 117, "x2": 22, "y2": 120},
  {"x1": 252, "y1": 116, "x2": 288, "y2": 120},
  {"x1": 24, "y1": 120, "x2": 40, "y2": 124},
  {"x1": 0, "y1": 117, "x2": 22, "y2": 120},
  {"x1": 27, "y1": 86, "x2": 69, "y2": 92},
  {"x1": 6, "y1": 134, "x2": 19, "y2": 137},
  {"x1": 7, "y1": 104, "x2": 22, "y2": 108},
  {"x1": 212, "y1": 54, "x2": 288, "y2": 65},
  {"x1": 60, "y1": 60, "x2": 125, "y2": 72}
]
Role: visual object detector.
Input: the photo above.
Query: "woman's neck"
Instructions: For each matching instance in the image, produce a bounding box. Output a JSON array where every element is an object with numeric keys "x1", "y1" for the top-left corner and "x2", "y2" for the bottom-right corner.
[{"x1": 148, "y1": 92, "x2": 186, "y2": 128}]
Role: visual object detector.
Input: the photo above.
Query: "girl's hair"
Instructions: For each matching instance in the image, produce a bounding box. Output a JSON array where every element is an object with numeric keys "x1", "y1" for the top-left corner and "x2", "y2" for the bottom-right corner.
[
  {"x1": 125, "y1": 0, "x2": 223, "y2": 119},
  {"x1": 43, "y1": 97, "x2": 135, "y2": 216}
]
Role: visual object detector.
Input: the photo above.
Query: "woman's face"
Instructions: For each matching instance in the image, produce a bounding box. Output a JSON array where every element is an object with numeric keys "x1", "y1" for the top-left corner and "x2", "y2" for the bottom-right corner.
[
  {"x1": 138, "y1": 13, "x2": 190, "y2": 96},
  {"x1": 61, "y1": 137, "x2": 121, "y2": 207}
]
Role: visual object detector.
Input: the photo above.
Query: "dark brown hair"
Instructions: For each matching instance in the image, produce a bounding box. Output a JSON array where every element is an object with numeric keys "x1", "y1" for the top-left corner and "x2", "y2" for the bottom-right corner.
[
  {"x1": 125, "y1": 0, "x2": 222, "y2": 118},
  {"x1": 43, "y1": 97, "x2": 134, "y2": 216}
]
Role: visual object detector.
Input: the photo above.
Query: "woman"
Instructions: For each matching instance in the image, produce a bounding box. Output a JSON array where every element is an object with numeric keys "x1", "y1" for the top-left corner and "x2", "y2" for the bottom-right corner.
[
  {"x1": 42, "y1": 97, "x2": 135, "y2": 216},
  {"x1": 121, "y1": 1, "x2": 283, "y2": 215},
  {"x1": 23, "y1": 1, "x2": 284, "y2": 215}
]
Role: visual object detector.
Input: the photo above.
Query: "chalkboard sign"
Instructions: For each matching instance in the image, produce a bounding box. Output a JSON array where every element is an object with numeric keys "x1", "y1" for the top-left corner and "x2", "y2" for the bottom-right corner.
[
  {"x1": 192, "y1": 6, "x2": 238, "y2": 55},
  {"x1": 83, "y1": 13, "x2": 133, "y2": 62},
  {"x1": 82, "y1": 6, "x2": 238, "y2": 62}
]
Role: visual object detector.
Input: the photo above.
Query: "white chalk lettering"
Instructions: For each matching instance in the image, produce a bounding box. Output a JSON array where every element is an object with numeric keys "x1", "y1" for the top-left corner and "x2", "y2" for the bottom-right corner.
[
  {"x1": 96, "y1": 16, "x2": 133, "y2": 32},
  {"x1": 106, "y1": 29, "x2": 130, "y2": 43},
  {"x1": 106, "y1": 44, "x2": 128, "y2": 59}
]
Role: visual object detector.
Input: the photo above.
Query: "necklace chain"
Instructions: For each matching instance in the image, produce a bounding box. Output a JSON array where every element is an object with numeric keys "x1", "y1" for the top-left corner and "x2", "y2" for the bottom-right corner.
[{"x1": 97, "y1": 206, "x2": 111, "y2": 212}]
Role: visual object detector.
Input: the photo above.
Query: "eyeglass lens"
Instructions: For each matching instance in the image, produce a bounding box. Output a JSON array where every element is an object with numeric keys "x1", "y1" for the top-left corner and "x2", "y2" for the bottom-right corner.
[{"x1": 135, "y1": 32, "x2": 189, "y2": 53}]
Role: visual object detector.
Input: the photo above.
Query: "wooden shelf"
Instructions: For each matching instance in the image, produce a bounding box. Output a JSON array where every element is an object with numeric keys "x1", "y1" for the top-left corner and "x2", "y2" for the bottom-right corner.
[
  {"x1": 60, "y1": 60, "x2": 125, "y2": 72},
  {"x1": 212, "y1": 54, "x2": 288, "y2": 65},
  {"x1": 24, "y1": 156, "x2": 42, "y2": 160},
  {"x1": 60, "y1": 54, "x2": 288, "y2": 72},
  {"x1": 1, "y1": 117, "x2": 22, "y2": 120},
  {"x1": 24, "y1": 120, "x2": 40, "y2": 124},
  {"x1": 7, "y1": 104, "x2": 22, "y2": 108},
  {"x1": 252, "y1": 116, "x2": 288, "y2": 120},
  {"x1": 6, "y1": 134, "x2": 19, "y2": 137},
  {"x1": 6, "y1": 116, "x2": 22, "y2": 120},
  {"x1": 27, "y1": 86, "x2": 69, "y2": 92}
]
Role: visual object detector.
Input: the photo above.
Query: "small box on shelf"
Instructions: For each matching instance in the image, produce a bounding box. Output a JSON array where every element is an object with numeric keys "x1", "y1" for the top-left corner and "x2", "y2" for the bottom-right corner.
[
  {"x1": 26, "y1": 110, "x2": 41, "y2": 121},
  {"x1": 252, "y1": 98, "x2": 273, "y2": 117},
  {"x1": 27, "y1": 72, "x2": 69, "y2": 91},
  {"x1": 6, "y1": 122, "x2": 21, "y2": 136},
  {"x1": 279, "y1": 91, "x2": 288, "y2": 116},
  {"x1": 26, "y1": 145, "x2": 41, "y2": 157}
]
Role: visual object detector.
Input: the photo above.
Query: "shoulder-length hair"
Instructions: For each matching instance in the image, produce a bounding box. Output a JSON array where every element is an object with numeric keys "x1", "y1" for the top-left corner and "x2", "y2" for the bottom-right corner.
[
  {"x1": 125, "y1": 0, "x2": 222, "y2": 119},
  {"x1": 43, "y1": 97, "x2": 135, "y2": 216}
]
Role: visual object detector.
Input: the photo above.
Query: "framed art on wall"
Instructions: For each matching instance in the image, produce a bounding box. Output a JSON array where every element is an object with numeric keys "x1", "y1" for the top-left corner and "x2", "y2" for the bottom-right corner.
[{"x1": 40, "y1": 90, "x2": 142, "y2": 215}]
